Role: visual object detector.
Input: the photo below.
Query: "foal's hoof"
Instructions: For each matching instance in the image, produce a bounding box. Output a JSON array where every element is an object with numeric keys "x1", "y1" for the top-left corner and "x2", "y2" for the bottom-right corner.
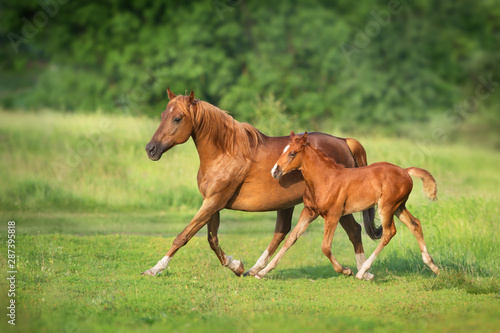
[
  {"x1": 140, "y1": 269, "x2": 156, "y2": 276},
  {"x1": 243, "y1": 266, "x2": 261, "y2": 277},
  {"x1": 243, "y1": 270, "x2": 254, "y2": 277},
  {"x1": 342, "y1": 267, "x2": 354, "y2": 276},
  {"x1": 355, "y1": 271, "x2": 374, "y2": 280}
]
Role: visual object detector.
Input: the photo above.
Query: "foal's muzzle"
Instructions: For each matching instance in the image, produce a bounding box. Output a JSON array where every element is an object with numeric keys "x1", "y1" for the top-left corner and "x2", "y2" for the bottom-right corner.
[{"x1": 271, "y1": 165, "x2": 284, "y2": 180}]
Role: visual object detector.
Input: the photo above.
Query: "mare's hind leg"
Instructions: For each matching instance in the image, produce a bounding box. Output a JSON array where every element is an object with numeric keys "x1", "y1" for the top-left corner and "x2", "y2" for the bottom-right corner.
[
  {"x1": 244, "y1": 207, "x2": 294, "y2": 276},
  {"x1": 395, "y1": 206, "x2": 439, "y2": 275},
  {"x1": 355, "y1": 207, "x2": 397, "y2": 280},
  {"x1": 323, "y1": 212, "x2": 353, "y2": 276},
  {"x1": 339, "y1": 214, "x2": 373, "y2": 280},
  {"x1": 207, "y1": 211, "x2": 244, "y2": 276}
]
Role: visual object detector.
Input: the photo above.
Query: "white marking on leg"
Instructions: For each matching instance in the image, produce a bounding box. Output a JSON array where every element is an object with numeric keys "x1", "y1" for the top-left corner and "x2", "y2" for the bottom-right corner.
[
  {"x1": 225, "y1": 255, "x2": 242, "y2": 275},
  {"x1": 149, "y1": 255, "x2": 171, "y2": 276},
  {"x1": 355, "y1": 253, "x2": 366, "y2": 270},
  {"x1": 356, "y1": 252, "x2": 374, "y2": 280},
  {"x1": 255, "y1": 250, "x2": 270, "y2": 269},
  {"x1": 356, "y1": 252, "x2": 378, "y2": 280}
]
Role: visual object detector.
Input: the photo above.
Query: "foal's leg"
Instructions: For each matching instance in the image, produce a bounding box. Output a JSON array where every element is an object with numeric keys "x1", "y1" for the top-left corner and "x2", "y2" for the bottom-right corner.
[
  {"x1": 355, "y1": 208, "x2": 397, "y2": 280},
  {"x1": 244, "y1": 207, "x2": 294, "y2": 276},
  {"x1": 395, "y1": 206, "x2": 439, "y2": 275},
  {"x1": 255, "y1": 207, "x2": 319, "y2": 279},
  {"x1": 323, "y1": 213, "x2": 353, "y2": 276},
  {"x1": 207, "y1": 211, "x2": 244, "y2": 276},
  {"x1": 339, "y1": 214, "x2": 373, "y2": 280}
]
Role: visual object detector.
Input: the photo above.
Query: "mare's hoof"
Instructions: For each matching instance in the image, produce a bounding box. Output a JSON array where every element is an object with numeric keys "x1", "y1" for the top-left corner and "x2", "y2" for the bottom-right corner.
[
  {"x1": 232, "y1": 260, "x2": 245, "y2": 277},
  {"x1": 140, "y1": 269, "x2": 156, "y2": 276}
]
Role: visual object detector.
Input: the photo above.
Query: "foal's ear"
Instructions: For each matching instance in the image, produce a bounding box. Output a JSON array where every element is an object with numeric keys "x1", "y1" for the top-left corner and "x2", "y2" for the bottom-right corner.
[
  {"x1": 301, "y1": 132, "x2": 308, "y2": 143},
  {"x1": 167, "y1": 87, "x2": 176, "y2": 100},
  {"x1": 290, "y1": 130, "x2": 295, "y2": 139},
  {"x1": 188, "y1": 90, "x2": 195, "y2": 104}
]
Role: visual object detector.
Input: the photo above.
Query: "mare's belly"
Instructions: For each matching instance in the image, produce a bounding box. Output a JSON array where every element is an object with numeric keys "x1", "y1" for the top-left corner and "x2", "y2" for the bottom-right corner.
[{"x1": 225, "y1": 170, "x2": 305, "y2": 211}]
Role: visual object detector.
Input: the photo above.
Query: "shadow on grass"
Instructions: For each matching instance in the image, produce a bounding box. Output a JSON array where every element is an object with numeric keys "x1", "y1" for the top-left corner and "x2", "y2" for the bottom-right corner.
[{"x1": 268, "y1": 255, "x2": 499, "y2": 295}]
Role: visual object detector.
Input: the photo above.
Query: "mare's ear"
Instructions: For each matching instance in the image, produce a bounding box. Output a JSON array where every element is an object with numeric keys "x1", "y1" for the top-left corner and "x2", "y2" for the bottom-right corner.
[
  {"x1": 188, "y1": 90, "x2": 195, "y2": 104},
  {"x1": 290, "y1": 130, "x2": 295, "y2": 139},
  {"x1": 167, "y1": 87, "x2": 176, "y2": 100}
]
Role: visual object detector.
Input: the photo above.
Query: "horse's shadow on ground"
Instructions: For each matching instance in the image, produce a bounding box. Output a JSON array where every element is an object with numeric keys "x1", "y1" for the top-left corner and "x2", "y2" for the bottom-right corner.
[{"x1": 270, "y1": 254, "x2": 497, "y2": 286}]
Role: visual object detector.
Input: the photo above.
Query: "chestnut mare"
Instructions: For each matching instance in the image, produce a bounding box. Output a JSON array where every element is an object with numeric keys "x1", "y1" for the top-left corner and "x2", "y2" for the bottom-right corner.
[
  {"x1": 142, "y1": 89, "x2": 377, "y2": 279},
  {"x1": 256, "y1": 132, "x2": 440, "y2": 279}
]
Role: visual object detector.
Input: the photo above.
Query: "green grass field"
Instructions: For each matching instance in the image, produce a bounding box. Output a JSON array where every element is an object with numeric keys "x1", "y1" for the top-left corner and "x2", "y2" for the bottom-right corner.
[{"x1": 0, "y1": 110, "x2": 499, "y2": 332}]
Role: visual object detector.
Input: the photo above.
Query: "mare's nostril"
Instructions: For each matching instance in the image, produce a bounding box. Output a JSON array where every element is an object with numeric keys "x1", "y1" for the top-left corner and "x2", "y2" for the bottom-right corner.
[{"x1": 146, "y1": 144, "x2": 157, "y2": 156}]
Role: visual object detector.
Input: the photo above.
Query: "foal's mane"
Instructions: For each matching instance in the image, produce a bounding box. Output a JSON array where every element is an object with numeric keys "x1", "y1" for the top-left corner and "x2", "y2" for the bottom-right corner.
[
  {"x1": 178, "y1": 96, "x2": 263, "y2": 159},
  {"x1": 305, "y1": 142, "x2": 345, "y2": 169}
]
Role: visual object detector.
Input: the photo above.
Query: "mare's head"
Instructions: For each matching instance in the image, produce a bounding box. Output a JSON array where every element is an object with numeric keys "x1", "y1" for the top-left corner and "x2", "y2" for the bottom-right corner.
[
  {"x1": 145, "y1": 88, "x2": 197, "y2": 161},
  {"x1": 271, "y1": 131, "x2": 308, "y2": 180}
]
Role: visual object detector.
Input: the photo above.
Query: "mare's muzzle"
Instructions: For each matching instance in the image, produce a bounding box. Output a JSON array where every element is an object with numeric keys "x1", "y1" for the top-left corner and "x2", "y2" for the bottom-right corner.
[{"x1": 145, "y1": 141, "x2": 172, "y2": 161}]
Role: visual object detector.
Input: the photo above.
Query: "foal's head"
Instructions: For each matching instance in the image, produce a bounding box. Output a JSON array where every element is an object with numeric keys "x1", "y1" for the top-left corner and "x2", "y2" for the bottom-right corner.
[
  {"x1": 145, "y1": 88, "x2": 197, "y2": 161},
  {"x1": 271, "y1": 131, "x2": 308, "y2": 180}
]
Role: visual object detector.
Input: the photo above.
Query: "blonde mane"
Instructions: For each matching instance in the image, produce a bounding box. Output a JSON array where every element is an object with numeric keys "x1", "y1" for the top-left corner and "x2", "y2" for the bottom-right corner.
[{"x1": 178, "y1": 96, "x2": 263, "y2": 159}]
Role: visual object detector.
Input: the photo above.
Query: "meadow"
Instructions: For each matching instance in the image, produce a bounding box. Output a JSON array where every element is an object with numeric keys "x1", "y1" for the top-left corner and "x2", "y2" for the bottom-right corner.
[{"x1": 0, "y1": 110, "x2": 499, "y2": 332}]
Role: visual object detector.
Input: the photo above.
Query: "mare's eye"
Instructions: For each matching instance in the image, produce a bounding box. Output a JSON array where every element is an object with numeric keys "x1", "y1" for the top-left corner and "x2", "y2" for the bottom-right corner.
[{"x1": 173, "y1": 117, "x2": 182, "y2": 123}]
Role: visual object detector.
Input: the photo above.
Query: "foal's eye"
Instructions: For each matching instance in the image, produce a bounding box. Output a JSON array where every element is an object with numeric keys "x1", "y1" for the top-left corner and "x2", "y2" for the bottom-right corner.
[
  {"x1": 173, "y1": 117, "x2": 182, "y2": 123},
  {"x1": 289, "y1": 152, "x2": 296, "y2": 157}
]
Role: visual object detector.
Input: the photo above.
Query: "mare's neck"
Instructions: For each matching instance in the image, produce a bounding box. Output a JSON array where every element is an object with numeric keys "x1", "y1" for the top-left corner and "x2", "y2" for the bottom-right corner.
[
  {"x1": 191, "y1": 129, "x2": 219, "y2": 166},
  {"x1": 189, "y1": 102, "x2": 233, "y2": 165}
]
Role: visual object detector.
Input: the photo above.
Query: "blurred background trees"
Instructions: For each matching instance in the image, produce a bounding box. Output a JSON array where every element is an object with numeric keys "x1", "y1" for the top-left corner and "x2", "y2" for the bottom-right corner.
[{"x1": 1, "y1": 0, "x2": 499, "y2": 144}]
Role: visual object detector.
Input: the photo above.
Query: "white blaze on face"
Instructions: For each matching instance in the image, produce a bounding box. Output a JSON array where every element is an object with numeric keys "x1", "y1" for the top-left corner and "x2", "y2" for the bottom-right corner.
[
  {"x1": 271, "y1": 163, "x2": 278, "y2": 176},
  {"x1": 271, "y1": 145, "x2": 290, "y2": 176}
]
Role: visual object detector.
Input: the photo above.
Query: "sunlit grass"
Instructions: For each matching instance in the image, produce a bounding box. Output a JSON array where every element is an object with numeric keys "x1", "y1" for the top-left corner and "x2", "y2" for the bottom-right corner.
[{"x1": 0, "y1": 110, "x2": 499, "y2": 332}]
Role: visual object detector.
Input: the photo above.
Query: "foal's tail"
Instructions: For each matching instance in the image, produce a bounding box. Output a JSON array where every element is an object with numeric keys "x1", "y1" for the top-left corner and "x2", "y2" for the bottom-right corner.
[
  {"x1": 406, "y1": 167, "x2": 438, "y2": 201},
  {"x1": 346, "y1": 138, "x2": 382, "y2": 240}
]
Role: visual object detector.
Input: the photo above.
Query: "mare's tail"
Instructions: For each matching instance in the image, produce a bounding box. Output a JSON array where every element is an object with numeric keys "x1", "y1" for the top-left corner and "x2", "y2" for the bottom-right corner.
[
  {"x1": 346, "y1": 138, "x2": 382, "y2": 240},
  {"x1": 406, "y1": 167, "x2": 438, "y2": 201}
]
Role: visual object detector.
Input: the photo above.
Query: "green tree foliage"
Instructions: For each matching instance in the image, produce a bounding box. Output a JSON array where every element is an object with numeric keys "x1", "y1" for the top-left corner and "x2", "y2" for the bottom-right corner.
[{"x1": 1, "y1": 0, "x2": 499, "y2": 131}]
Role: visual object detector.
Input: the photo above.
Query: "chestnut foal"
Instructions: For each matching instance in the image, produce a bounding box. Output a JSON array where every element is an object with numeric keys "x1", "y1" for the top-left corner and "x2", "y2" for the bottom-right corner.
[{"x1": 256, "y1": 132, "x2": 440, "y2": 280}]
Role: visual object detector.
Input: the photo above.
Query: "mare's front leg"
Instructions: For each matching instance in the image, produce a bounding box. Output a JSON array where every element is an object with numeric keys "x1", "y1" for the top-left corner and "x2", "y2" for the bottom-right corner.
[
  {"x1": 255, "y1": 207, "x2": 318, "y2": 279},
  {"x1": 141, "y1": 196, "x2": 227, "y2": 276},
  {"x1": 244, "y1": 207, "x2": 294, "y2": 276},
  {"x1": 207, "y1": 211, "x2": 244, "y2": 276}
]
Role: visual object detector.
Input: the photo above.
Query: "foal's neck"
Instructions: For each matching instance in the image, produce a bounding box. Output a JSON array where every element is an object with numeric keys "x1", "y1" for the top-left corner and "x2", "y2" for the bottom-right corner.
[
  {"x1": 300, "y1": 144, "x2": 341, "y2": 186},
  {"x1": 303, "y1": 144, "x2": 341, "y2": 170}
]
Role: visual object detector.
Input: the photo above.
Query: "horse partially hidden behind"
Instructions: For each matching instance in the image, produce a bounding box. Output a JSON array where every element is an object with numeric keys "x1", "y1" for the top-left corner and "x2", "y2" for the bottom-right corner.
[
  {"x1": 256, "y1": 131, "x2": 440, "y2": 279},
  {"x1": 142, "y1": 89, "x2": 378, "y2": 279}
]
